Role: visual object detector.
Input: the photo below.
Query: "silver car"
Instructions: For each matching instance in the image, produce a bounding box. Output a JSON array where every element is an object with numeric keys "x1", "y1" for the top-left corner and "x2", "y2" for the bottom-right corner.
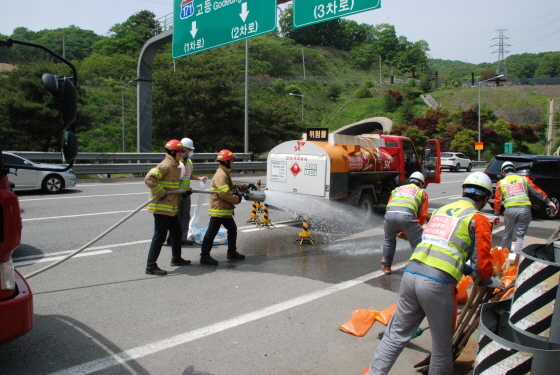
[
  {"x1": 440, "y1": 152, "x2": 472, "y2": 172},
  {"x1": 3, "y1": 152, "x2": 76, "y2": 193}
]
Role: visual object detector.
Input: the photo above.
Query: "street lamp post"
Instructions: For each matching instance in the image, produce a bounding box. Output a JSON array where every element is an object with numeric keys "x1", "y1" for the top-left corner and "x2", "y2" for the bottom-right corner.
[
  {"x1": 288, "y1": 93, "x2": 304, "y2": 121},
  {"x1": 121, "y1": 80, "x2": 135, "y2": 153},
  {"x1": 477, "y1": 74, "x2": 504, "y2": 161}
]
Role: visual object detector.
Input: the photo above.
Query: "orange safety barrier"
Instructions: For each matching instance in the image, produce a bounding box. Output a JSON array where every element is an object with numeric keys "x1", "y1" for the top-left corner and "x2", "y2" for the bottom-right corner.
[
  {"x1": 339, "y1": 305, "x2": 397, "y2": 337},
  {"x1": 456, "y1": 275, "x2": 473, "y2": 304},
  {"x1": 490, "y1": 246, "x2": 510, "y2": 276}
]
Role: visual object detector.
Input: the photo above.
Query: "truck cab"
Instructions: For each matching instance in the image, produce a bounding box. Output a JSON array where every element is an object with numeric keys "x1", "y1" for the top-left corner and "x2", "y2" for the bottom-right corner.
[
  {"x1": 0, "y1": 38, "x2": 79, "y2": 344},
  {"x1": 0, "y1": 154, "x2": 33, "y2": 345}
]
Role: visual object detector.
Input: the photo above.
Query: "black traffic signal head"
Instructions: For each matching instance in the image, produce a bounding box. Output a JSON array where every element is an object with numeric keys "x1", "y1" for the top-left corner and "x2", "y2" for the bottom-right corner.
[{"x1": 42, "y1": 73, "x2": 77, "y2": 129}]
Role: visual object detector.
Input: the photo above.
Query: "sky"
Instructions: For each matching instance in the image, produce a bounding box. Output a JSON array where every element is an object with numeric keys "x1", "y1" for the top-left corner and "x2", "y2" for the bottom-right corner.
[{"x1": 1, "y1": 0, "x2": 559, "y2": 65}]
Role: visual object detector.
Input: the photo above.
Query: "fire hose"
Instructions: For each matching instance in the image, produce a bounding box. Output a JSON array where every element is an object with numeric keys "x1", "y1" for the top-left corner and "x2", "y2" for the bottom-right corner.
[{"x1": 24, "y1": 189, "x2": 265, "y2": 279}]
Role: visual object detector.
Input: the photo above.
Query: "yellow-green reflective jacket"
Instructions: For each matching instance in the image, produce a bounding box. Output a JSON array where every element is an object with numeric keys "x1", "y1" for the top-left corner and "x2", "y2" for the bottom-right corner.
[
  {"x1": 387, "y1": 183, "x2": 424, "y2": 214},
  {"x1": 410, "y1": 199, "x2": 478, "y2": 282},
  {"x1": 144, "y1": 154, "x2": 181, "y2": 216},
  {"x1": 498, "y1": 174, "x2": 531, "y2": 207},
  {"x1": 179, "y1": 158, "x2": 194, "y2": 190}
]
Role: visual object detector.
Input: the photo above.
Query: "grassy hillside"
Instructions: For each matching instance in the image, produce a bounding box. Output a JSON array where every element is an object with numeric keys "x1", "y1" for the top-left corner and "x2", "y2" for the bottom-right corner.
[
  {"x1": 317, "y1": 83, "x2": 560, "y2": 130},
  {"x1": 430, "y1": 85, "x2": 560, "y2": 123}
]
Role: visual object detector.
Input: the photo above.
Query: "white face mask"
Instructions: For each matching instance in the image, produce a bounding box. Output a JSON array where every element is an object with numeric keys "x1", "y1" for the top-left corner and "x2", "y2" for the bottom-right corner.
[{"x1": 188, "y1": 150, "x2": 193, "y2": 158}]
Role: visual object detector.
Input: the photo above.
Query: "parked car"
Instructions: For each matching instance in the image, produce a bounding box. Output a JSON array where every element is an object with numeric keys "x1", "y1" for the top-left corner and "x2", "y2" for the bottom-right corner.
[
  {"x1": 440, "y1": 152, "x2": 472, "y2": 172},
  {"x1": 484, "y1": 154, "x2": 560, "y2": 219},
  {"x1": 3, "y1": 152, "x2": 76, "y2": 193}
]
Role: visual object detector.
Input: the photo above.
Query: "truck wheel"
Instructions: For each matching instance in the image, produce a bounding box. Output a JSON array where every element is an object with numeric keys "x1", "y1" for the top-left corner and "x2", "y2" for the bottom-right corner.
[
  {"x1": 358, "y1": 193, "x2": 374, "y2": 220},
  {"x1": 540, "y1": 194, "x2": 560, "y2": 220}
]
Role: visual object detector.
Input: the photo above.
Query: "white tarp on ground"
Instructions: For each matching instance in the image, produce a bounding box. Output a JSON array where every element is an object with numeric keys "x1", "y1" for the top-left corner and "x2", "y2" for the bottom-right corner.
[{"x1": 187, "y1": 180, "x2": 227, "y2": 245}]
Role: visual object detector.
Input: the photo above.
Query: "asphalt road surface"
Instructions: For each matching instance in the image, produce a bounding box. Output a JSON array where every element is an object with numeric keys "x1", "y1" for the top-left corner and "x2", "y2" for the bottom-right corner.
[{"x1": 2, "y1": 169, "x2": 558, "y2": 375}]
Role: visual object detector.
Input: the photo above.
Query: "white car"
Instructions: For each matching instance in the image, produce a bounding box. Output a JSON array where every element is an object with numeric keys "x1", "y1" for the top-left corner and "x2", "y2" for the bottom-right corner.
[
  {"x1": 440, "y1": 152, "x2": 472, "y2": 172},
  {"x1": 3, "y1": 152, "x2": 76, "y2": 193}
]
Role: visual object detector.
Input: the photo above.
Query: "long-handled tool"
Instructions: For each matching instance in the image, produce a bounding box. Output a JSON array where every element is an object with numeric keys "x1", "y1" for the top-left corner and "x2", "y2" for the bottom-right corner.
[{"x1": 25, "y1": 188, "x2": 267, "y2": 279}]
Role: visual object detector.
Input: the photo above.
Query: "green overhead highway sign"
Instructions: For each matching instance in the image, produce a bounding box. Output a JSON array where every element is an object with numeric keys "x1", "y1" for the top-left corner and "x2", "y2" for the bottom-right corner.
[
  {"x1": 293, "y1": 0, "x2": 381, "y2": 28},
  {"x1": 172, "y1": 0, "x2": 277, "y2": 59}
]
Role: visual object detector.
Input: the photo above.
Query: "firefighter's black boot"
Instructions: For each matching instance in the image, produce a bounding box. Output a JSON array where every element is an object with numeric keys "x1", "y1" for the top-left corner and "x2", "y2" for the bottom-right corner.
[
  {"x1": 200, "y1": 253, "x2": 218, "y2": 265},
  {"x1": 227, "y1": 250, "x2": 245, "y2": 260}
]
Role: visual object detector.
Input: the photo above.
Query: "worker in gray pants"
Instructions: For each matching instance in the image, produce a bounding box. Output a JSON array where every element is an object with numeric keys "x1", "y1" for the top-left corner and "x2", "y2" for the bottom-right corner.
[
  {"x1": 363, "y1": 172, "x2": 504, "y2": 375},
  {"x1": 493, "y1": 161, "x2": 556, "y2": 253},
  {"x1": 381, "y1": 172, "x2": 428, "y2": 275}
]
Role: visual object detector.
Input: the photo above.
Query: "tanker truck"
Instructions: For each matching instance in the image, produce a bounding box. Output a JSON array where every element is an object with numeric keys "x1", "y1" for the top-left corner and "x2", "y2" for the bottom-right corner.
[{"x1": 266, "y1": 119, "x2": 441, "y2": 218}]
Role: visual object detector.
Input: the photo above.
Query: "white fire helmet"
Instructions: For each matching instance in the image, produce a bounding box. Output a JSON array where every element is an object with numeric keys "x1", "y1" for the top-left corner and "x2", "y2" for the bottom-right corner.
[
  {"x1": 501, "y1": 161, "x2": 515, "y2": 173},
  {"x1": 409, "y1": 172, "x2": 425, "y2": 186},
  {"x1": 181, "y1": 138, "x2": 195, "y2": 149},
  {"x1": 462, "y1": 172, "x2": 492, "y2": 197}
]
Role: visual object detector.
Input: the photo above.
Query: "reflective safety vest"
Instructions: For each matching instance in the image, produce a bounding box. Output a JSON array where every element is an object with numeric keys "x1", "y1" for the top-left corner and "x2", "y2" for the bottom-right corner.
[
  {"x1": 498, "y1": 174, "x2": 531, "y2": 207},
  {"x1": 179, "y1": 158, "x2": 194, "y2": 190},
  {"x1": 410, "y1": 199, "x2": 478, "y2": 282},
  {"x1": 387, "y1": 183, "x2": 424, "y2": 214}
]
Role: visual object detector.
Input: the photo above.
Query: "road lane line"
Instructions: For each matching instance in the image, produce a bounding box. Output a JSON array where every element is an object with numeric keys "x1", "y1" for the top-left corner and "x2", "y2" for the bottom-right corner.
[
  {"x1": 18, "y1": 192, "x2": 148, "y2": 202},
  {"x1": 14, "y1": 250, "x2": 113, "y2": 266},
  {"x1": 429, "y1": 195, "x2": 462, "y2": 201},
  {"x1": 49, "y1": 262, "x2": 408, "y2": 375},
  {"x1": 23, "y1": 211, "x2": 135, "y2": 221},
  {"x1": 14, "y1": 241, "x2": 151, "y2": 262},
  {"x1": 22, "y1": 205, "x2": 210, "y2": 221}
]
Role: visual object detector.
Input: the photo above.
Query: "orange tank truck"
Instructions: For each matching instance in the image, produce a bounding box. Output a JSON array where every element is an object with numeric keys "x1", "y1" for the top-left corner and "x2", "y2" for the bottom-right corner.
[{"x1": 266, "y1": 123, "x2": 441, "y2": 218}]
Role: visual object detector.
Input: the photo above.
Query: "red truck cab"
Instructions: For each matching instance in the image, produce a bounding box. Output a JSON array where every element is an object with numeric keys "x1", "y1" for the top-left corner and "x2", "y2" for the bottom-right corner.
[
  {"x1": 380, "y1": 134, "x2": 441, "y2": 186},
  {"x1": 0, "y1": 155, "x2": 33, "y2": 344},
  {"x1": 0, "y1": 38, "x2": 78, "y2": 344}
]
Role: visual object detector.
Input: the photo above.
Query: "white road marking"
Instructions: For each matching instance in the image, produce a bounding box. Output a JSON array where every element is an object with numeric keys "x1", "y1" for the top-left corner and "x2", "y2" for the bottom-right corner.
[
  {"x1": 429, "y1": 195, "x2": 462, "y2": 201},
  {"x1": 23, "y1": 211, "x2": 135, "y2": 221},
  {"x1": 77, "y1": 182, "x2": 145, "y2": 187},
  {"x1": 18, "y1": 192, "x2": 148, "y2": 202},
  {"x1": 13, "y1": 241, "x2": 151, "y2": 262},
  {"x1": 14, "y1": 250, "x2": 113, "y2": 267},
  {"x1": 49, "y1": 262, "x2": 408, "y2": 375},
  {"x1": 22, "y1": 205, "x2": 209, "y2": 221}
]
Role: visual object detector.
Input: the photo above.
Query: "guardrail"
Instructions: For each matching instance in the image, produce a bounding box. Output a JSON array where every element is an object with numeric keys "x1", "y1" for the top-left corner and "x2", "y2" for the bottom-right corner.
[
  {"x1": 9, "y1": 152, "x2": 266, "y2": 176},
  {"x1": 472, "y1": 161, "x2": 488, "y2": 167},
  {"x1": 8, "y1": 151, "x2": 487, "y2": 176}
]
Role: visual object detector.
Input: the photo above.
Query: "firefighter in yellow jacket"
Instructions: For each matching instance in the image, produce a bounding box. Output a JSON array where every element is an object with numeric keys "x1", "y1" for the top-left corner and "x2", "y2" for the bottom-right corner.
[
  {"x1": 199, "y1": 150, "x2": 256, "y2": 265},
  {"x1": 144, "y1": 139, "x2": 191, "y2": 276}
]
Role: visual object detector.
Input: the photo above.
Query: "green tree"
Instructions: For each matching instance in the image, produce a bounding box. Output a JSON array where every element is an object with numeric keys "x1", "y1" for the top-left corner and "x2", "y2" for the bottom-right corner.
[
  {"x1": 279, "y1": 6, "x2": 346, "y2": 49},
  {"x1": 506, "y1": 53, "x2": 540, "y2": 80},
  {"x1": 402, "y1": 126, "x2": 427, "y2": 145},
  {"x1": 0, "y1": 62, "x2": 89, "y2": 151},
  {"x1": 382, "y1": 89, "x2": 402, "y2": 112},
  {"x1": 372, "y1": 24, "x2": 400, "y2": 63},
  {"x1": 79, "y1": 53, "x2": 137, "y2": 81},
  {"x1": 394, "y1": 40, "x2": 429, "y2": 73},
  {"x1": 93, "y1": 10, "x2": 158, "y2": 56},
  {"x1": 534, "y1": 52, "x2": 560, "y2": 77},
  {"x1": 450, "y1": 129, "x2": 478, "y2": 158}
]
